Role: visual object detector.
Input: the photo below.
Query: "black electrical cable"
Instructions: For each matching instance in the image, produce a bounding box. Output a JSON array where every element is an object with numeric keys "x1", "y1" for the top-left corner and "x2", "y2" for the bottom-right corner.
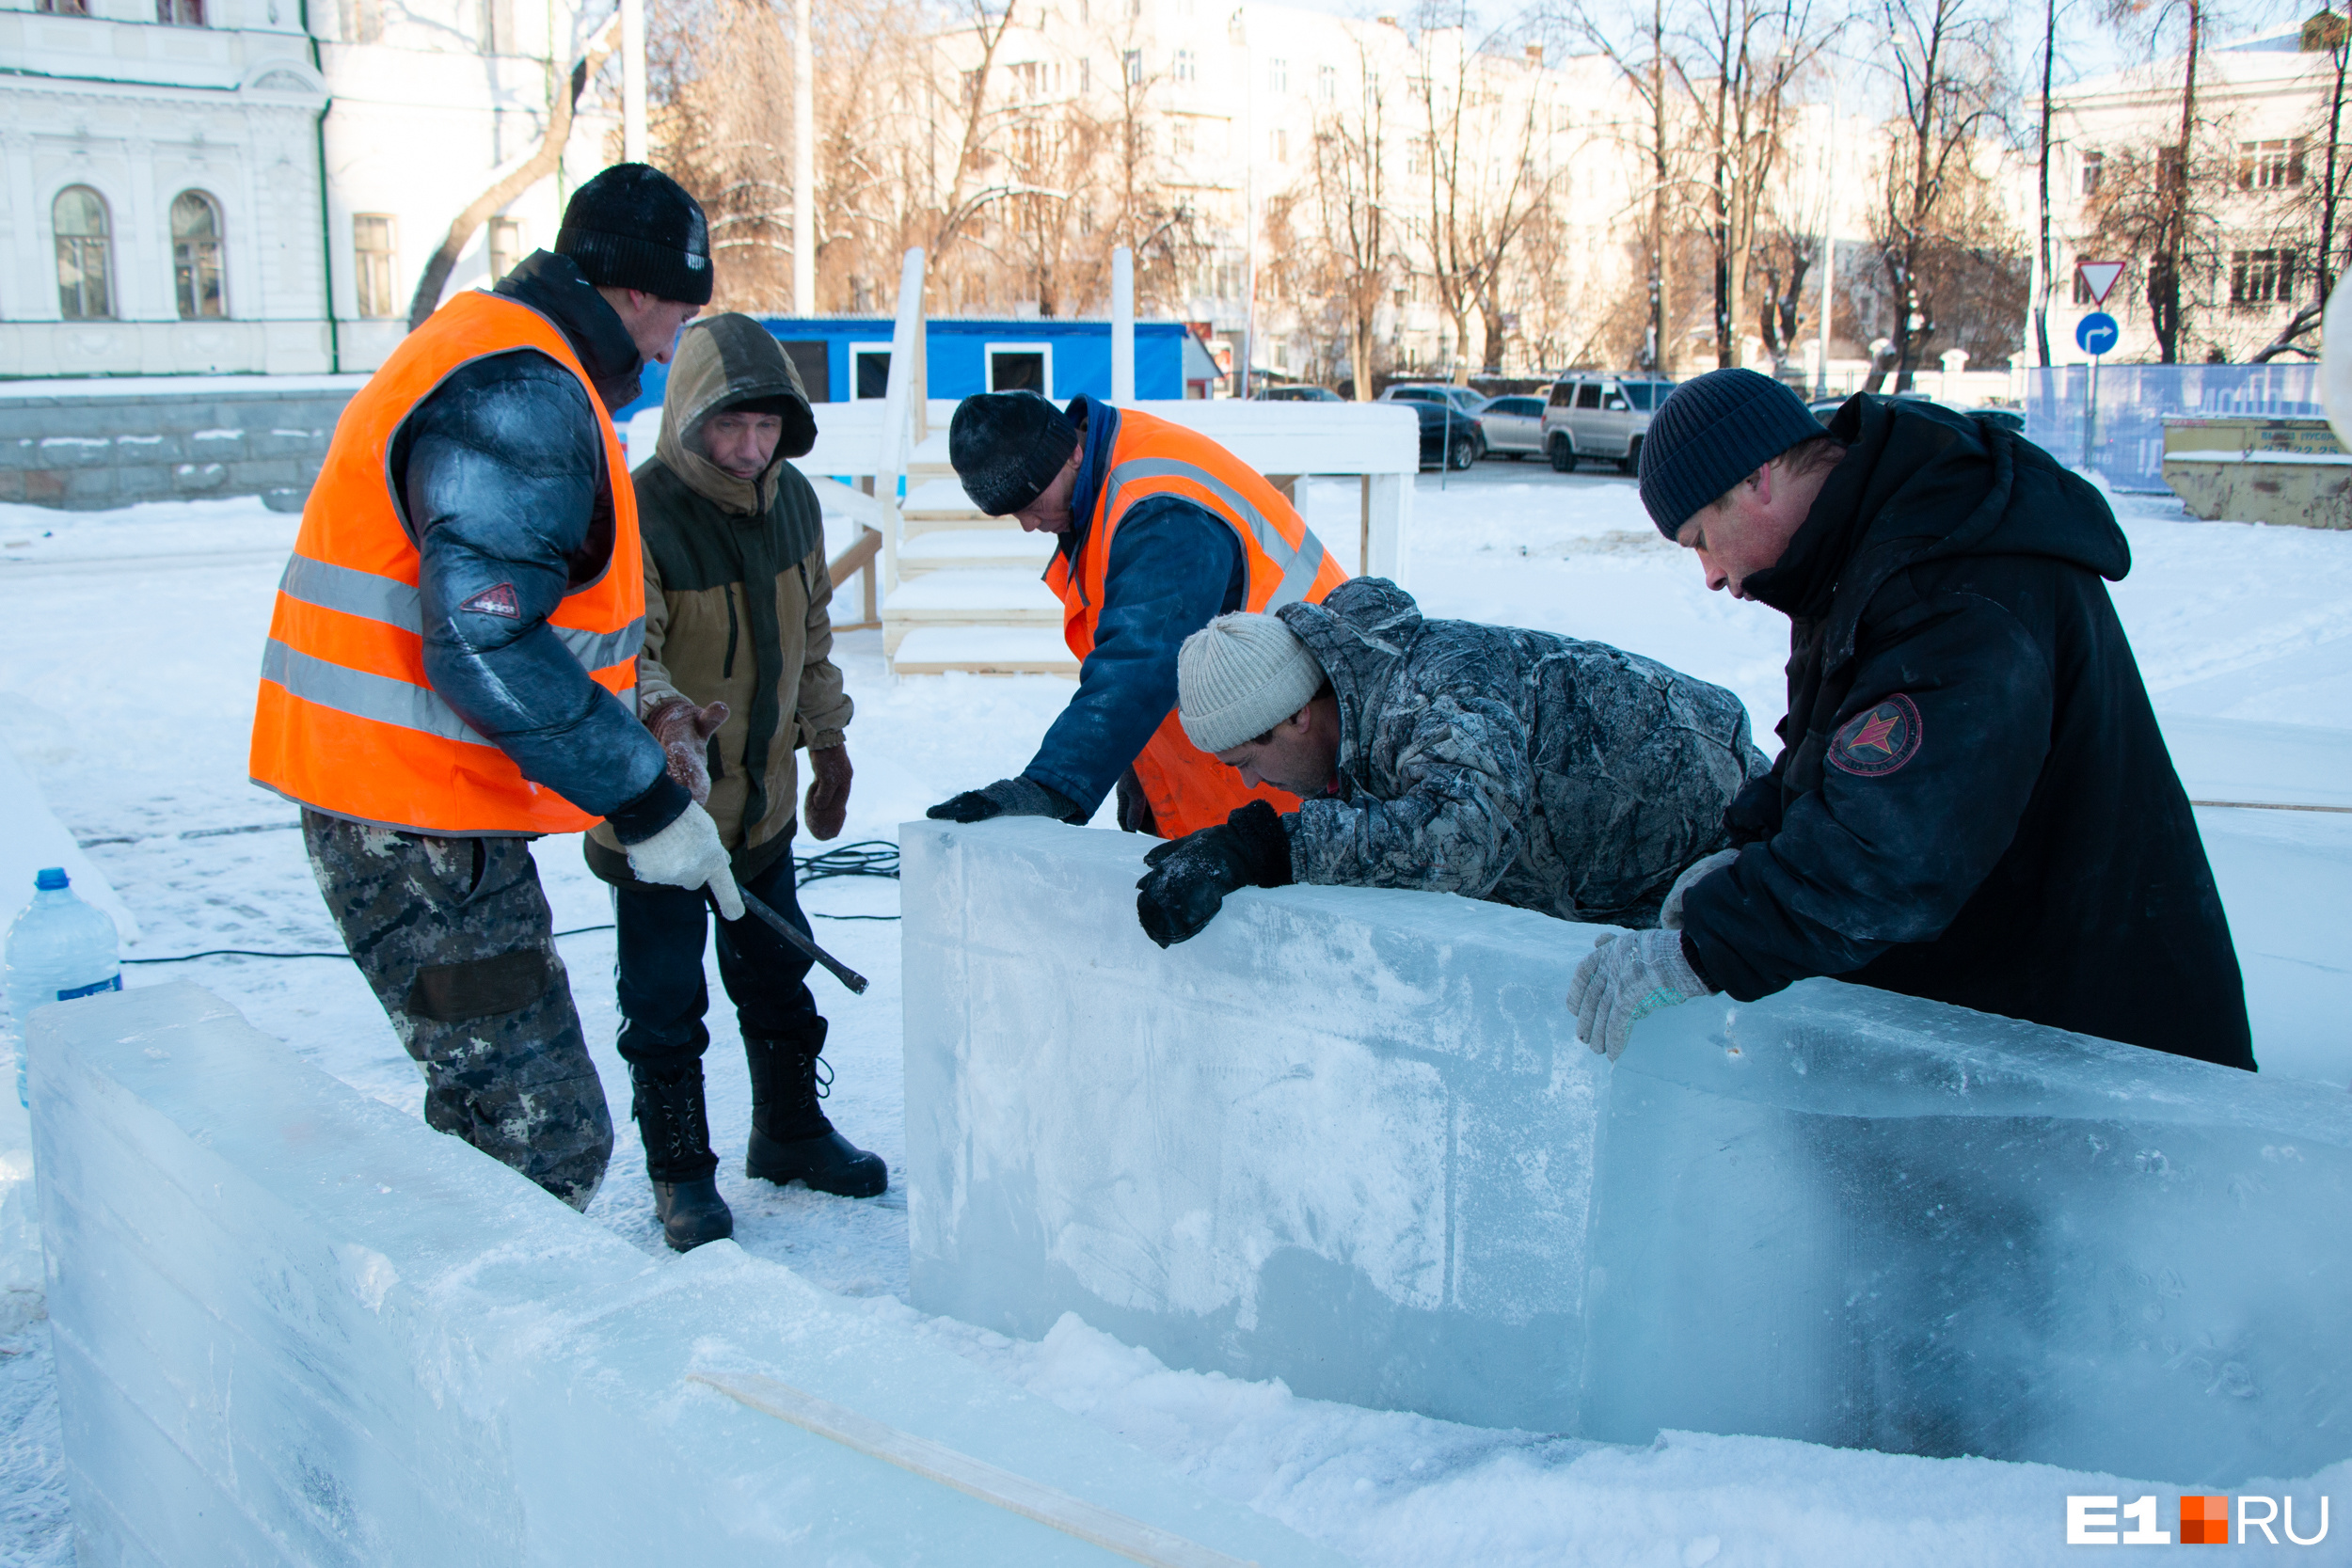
[{"x1": 119, "y1": 842, "x2": 903, "y2": 964}]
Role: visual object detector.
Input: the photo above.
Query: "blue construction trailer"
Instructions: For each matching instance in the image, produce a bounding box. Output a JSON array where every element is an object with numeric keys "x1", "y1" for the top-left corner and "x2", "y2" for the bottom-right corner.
[{"x1": 613, "y1": 316, "x2": 1220, "y2": 425}]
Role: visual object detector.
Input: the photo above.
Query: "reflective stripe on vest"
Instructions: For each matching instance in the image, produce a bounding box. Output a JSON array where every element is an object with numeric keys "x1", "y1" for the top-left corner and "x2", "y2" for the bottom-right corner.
[
  {"x1": 247, "y1": 291, "x2": 644, "y2": 836},
  {"x1": 1045, "y1": 407, "x2": 1348, "y2": 839},
  {"x1": 1098, "y1": 458, "x2": 1332, "y2": 610}
]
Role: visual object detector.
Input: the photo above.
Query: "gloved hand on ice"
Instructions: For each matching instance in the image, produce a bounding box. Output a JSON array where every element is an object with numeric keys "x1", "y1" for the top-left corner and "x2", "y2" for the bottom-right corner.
[
  {"x1": 804, "y1": 744, "x2": 853, "y2": 841},
  {"x1": 1135, "y1": 800, "x2": 1294, "y2": 948},
  {"x1": 625, "y1": 800, "x2": 745, "y2": 921},
  {"x1": 1658, "y1": 847, "x2": 1740, "y2": 931},
  {"x1": 644, "y1": 697, "x2": 730, "y2": 806},
  {"x1": 925, "y1": 776, "x2": 1080, "y2": 824},
  {"x1": 1568, "y1": 928, "x2": 1712, "y2": 1062}
]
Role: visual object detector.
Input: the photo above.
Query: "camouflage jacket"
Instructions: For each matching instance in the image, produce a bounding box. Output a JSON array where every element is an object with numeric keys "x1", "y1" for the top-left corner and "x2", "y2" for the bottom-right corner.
[{"x1": 1276, "y1": 578, "x2": 1768, "y2": 927}]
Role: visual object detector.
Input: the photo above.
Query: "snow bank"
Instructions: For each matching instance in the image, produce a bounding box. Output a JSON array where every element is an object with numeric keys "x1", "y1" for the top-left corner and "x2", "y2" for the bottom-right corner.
[
  {"x1": 26, "y1": 981, "x2": 1343, "y2": 1567},
  {"x1": 904, "y1": 819, "x2": 2352, "y2": 1485}
]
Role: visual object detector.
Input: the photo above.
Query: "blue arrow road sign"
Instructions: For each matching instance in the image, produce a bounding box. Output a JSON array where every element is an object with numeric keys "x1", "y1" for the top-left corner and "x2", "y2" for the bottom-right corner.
[{"x1": 2076, "y1": 312, "x2": 2120, "y2": 356}]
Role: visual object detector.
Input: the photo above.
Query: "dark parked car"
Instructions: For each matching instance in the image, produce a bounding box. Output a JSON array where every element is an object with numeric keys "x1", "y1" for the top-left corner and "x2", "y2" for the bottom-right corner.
[
  {"x1": 1409, "y1": 399, "x2": 1481, "y2": 471},
  {"x1": 1251, "y1": 385, "x2": 1346, "y2": 402}
]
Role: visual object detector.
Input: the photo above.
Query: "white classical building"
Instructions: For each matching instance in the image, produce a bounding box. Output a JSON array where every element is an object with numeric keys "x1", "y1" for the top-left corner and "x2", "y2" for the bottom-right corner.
[
  {"x1": 0, "y1": 0, "x2": 615, "y2": 379},
  {"x1": 2041, "y1": 19, "x2": 2346, "y2": 366}
]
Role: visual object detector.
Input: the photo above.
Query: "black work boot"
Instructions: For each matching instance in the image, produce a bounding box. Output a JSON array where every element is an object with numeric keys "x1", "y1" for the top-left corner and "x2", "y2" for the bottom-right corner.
[
  {"x1": 744, "y1": 1027, "x2": 887, "y2": 1197},
  {"x1": 629, "y1": 1060, "x2": 734, "y2": 1252}
]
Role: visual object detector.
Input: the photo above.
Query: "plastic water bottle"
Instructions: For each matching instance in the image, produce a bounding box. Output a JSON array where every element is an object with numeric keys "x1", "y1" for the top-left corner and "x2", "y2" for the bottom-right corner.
[{"x1": 5, "y1": 868, "x2": 121, "y2": 1108}]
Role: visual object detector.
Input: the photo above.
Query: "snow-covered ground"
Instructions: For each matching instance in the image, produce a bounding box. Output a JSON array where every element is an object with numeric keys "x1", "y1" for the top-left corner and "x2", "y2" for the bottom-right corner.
[{"x1": 1, "y1": 469, "x2": 2346, "y2": 1565}]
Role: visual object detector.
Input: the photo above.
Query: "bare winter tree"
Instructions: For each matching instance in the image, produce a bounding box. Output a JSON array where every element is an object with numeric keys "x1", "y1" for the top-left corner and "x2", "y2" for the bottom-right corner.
[
  {"x1": 1287, "y1": 57, "x2": 1401, "y2": 400},
  {"x1": 1411, "y1": 8, "x2": 1570, "y2": 378},
  {"x1": 1573, "y1": 0, "x2": 1691, "y2": 371},
  {"x1": 1670, "y1": 0, "x2": 1830, "y2": 369},
  {"x1": 1872, "y1": 0, "x2": 2008, "y2": 388},
  {"x1": 407, "y1": 16, "x2": 620, "y2": 328},
  {"x1": 2251, "y1": 10, "x2": 2352, "y2": 362}
]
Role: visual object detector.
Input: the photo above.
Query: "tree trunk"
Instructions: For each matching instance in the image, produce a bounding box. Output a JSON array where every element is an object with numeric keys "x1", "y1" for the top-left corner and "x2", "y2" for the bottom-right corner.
[
  {"x1": 2035, "y1": 0, "x2": 2056, "y2": 366},
  {"x1": 405, "y1": 32, "x2": 618, "y2": 331},
  {"x1": 1650, "y1": 0, "x2": 1671, "y2": 372},
  {"x1": 2155, "y1": 0, "x2": 2201, "y2": 364}
]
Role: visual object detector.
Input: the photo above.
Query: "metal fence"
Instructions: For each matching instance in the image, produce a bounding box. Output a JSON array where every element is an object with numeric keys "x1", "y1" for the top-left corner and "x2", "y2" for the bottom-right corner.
[{"x1": 2024, "y1": 363, "x2": 2323, "y2": 492}]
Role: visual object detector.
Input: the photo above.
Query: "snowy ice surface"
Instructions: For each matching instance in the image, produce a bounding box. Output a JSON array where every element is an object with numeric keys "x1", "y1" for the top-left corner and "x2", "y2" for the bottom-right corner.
[
  {"x1": 28, "y1": 982, "x2": 1341, "y2": 1567},
  {"x1": 0, "y1": 473, "x2": 2347, "y2": 1564}
]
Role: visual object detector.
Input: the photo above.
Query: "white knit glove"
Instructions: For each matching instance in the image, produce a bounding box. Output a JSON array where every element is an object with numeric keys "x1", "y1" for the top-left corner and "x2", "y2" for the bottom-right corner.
[
  {"x1": 1659, "y1": 848, "x2": 1740, "y2": 931},
  {"x1": 1567, "y1": 928, "x2": 1712, "y2": 1063},
  {"x1": 624, "y1": 800, "x2": 745, "y2": 920}
]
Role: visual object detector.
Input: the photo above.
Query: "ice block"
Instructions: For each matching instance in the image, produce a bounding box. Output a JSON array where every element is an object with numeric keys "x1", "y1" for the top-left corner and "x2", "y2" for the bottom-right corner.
[
  {"x1": 28, "y1": 981, "x2": 1344, "y2": 1566},
  {"x1": 904, "y1": 819, "x2": 2352, "y2": 1484},
  {"x1": 902, "y1": 818, "x2": 1610, "y2": 1432},
  {"x1": 1584, "y1": 982, "x2": 2352, "y2": 1484}
]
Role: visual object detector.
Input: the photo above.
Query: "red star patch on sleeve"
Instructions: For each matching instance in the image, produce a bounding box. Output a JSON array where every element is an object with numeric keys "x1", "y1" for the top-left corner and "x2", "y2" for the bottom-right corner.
[
  {"x1": 1828, "y1": 693, "x2": 1923, "y2": 777},
  {"x1": 458, "y1": 582, "x2": 521, "y2": 619}
]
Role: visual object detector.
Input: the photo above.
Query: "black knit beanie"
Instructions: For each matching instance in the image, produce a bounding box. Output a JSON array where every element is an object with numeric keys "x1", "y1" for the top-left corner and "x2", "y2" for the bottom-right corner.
[
  {"x1": 556, "y1": 164, "x2": 714, "y2": 306},
  {"x1": 949, "y1": 391, "x2": 1081, "y2": 515},
  {"x1": 1637, "y1": 368, "x2": 1824, "y2": 537}
]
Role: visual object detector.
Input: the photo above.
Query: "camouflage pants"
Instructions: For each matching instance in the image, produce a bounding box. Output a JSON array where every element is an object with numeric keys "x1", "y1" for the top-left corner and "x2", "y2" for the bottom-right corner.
[{"x1": 303, "y1": 810, "x2": 613, "y2": 1210}]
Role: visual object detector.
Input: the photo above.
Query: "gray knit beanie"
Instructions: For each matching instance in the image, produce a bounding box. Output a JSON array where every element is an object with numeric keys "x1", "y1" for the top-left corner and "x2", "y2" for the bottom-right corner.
[
  {"x1": 1637, "y1": 368, "x2": 1824, "y2": 537},
  {"x1": 1178, "y1": 612, "x2": 1327, "y2": 752}
]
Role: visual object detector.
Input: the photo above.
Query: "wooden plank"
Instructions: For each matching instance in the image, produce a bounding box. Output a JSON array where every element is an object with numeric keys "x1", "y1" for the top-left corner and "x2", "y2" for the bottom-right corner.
[
  {"x1": 826, "y1": 524, "x2": 882, "y2": 588},
  {"x1": 689, "y1": 1371, "x2": 1258, "y2": 1568}
]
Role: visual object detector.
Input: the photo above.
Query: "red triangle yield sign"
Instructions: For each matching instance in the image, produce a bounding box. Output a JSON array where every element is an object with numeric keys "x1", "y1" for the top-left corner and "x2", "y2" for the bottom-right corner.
[{"x1": 2076, "y1": 261, "x2": 2125, "y2": 306}]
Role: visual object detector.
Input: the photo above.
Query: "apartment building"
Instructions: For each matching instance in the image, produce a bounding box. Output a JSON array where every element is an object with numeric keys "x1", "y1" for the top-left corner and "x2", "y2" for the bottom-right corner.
[{"x1": 1, "y1": 0, "x2": 613, "y2": 378}]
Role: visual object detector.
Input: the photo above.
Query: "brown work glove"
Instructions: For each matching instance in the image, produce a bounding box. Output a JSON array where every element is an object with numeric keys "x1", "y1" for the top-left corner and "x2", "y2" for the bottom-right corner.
[
  {"x1": 804, "y1": 743, "x2": 852, "y2": 841},
  {"x1": 644, "y1": 697, "x2": 729, "y2": 805}
]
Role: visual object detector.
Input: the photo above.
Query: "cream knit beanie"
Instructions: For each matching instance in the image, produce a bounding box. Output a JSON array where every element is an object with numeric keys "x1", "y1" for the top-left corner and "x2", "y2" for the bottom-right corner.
[{"x1": 1178, "y1": 612, "x2": 1327, "y2": 752}]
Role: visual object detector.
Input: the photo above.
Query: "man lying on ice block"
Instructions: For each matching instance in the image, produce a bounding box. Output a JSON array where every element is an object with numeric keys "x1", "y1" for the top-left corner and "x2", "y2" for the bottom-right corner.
[
  {"x1": 1132, "y1": 576, "x2": 1769, "y2": 950},
  {"x1": 1565, "y1": 368, "x2": 2255, "y2": 1071}
]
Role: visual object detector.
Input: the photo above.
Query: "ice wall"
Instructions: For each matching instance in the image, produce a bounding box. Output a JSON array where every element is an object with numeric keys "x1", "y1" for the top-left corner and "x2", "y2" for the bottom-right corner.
[
  {"x1": 902, "y1": 819, "x2": 1609, "y2": 1432},
  {"x1": 1587, "y1": 984, "x2": 2352, "y2": 1485},
  {"x1": 29, "y1": 981, "x2": 1343, "y2": 1567},
  {"x1": 904, "y1": 820, "x2": 2352, "y2": 1484}
]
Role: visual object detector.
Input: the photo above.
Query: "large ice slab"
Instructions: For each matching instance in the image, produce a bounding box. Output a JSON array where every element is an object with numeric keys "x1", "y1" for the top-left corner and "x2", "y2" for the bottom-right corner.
[
  {"x1": 904, "y1": 820, "x2": 2352, "y2": 1483},
  {"x1": 1585, "y1": 984, "x2": 2352, "y2": 1484},
  {"x1": 902, "y1": 818, "x2": 1609, "y2": 1431},
  {"x1": 28, "y1": 981, "x2": 1343, "y2": 1567}
]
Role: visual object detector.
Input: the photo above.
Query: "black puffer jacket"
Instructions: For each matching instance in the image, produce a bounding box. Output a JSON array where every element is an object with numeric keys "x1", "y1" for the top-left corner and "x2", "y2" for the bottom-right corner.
[
  {"x1": 1677, "y1": 396, "x2": 2254, "y2": 1069},
  {"x1": 1278, "y1": 578, "x2": 1768, "y2": 926},
  {"x1": 391, "y1": 251, "x2": 684, "y2": 841}
]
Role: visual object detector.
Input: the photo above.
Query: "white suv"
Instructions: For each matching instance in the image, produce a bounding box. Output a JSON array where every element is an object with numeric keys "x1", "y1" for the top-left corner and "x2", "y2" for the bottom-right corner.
[{"x1": 1541, "y1": 375, "x2": 1676, "y2": 474}]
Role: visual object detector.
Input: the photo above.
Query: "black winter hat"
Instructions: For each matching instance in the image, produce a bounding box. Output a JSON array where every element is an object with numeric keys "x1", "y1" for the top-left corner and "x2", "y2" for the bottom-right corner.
[
  {"x1": 949, "y1": 391, "x2": 1081, "y2": 516},
  {"x1": 1637, "y1": 368, "x2": 1824, "y2": 537},
  {"x1": 555, "y1": 163, "x2": 714, "y2": 306}
]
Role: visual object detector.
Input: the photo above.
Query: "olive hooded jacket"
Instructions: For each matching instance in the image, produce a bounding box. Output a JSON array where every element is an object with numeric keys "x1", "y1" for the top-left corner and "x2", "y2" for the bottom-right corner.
[{"x1": 586, "y1": 314, "x2": 851, "y2": 888}]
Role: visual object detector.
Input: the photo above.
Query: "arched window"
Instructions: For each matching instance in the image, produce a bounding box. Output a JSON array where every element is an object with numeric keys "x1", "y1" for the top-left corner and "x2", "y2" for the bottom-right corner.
[
  {"x1": 54, "y1": 186, "x2": 114, "y2": 321},
  {"x1": 172, "y1": 191, "x2": 228, "y2": 319}
]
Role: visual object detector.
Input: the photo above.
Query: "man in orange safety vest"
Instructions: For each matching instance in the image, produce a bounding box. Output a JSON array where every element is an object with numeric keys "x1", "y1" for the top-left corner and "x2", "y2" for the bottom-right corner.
[
  {"x1": 249, "y1": 165, "x2": 731, "y2": 1215},
  {"x1": 926, "y1": 389, "x2": 1348, "y2": 839}
]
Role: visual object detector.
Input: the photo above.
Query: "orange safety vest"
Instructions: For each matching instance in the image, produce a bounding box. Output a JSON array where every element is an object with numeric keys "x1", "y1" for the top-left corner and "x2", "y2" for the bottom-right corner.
[
  {"x1": 247, "y1": 292, "x2": 644, "y2": 836},
  {"x1": 1044, "y1": 406, "x2": 1349, "y2": 839}
]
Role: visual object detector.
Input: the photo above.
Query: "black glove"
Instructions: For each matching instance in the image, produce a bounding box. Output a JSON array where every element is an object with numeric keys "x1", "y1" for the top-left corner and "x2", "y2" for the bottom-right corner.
[
  {"x1": 1135, "y1": 800, "x2": 1294, "y2": 948},
  {"x1": 926, "y1": 775, "x2": 1080, "y2": 824},
  {"x1": 1115, "y1": 768, "x2": 1158, "y2": 835}
]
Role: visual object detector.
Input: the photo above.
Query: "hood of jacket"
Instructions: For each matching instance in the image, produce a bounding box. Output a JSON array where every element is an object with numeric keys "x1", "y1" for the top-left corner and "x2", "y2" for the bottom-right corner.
[
  {"x1": 1274, "y1": 575, "x2": 1423, "y2": 782},
  {"x1": 1748, "y1": 395, "x2": 2130, "y2": 677},
  {"x1": 655, "y1": 314, "x2": 820, "y2": 516},
  {"x1": 492, "y1": 250, "x2": 644, "y2": 414}
]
